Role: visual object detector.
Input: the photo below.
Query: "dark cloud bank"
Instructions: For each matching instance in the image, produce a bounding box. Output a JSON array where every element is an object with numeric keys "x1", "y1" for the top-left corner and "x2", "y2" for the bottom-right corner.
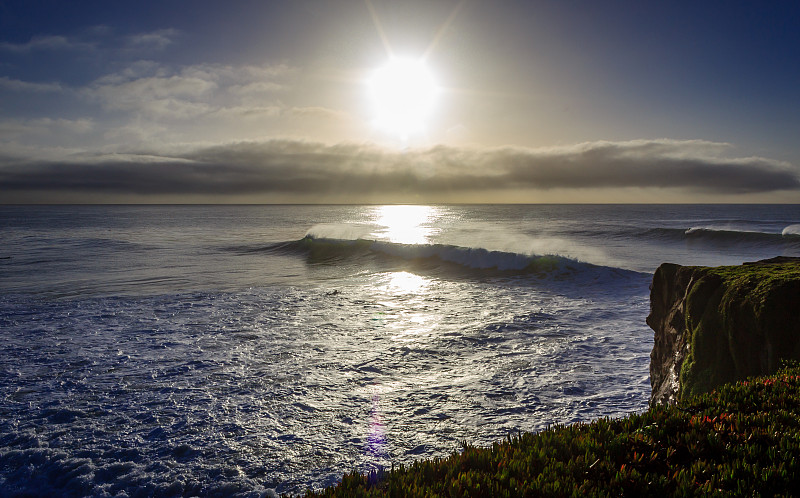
[{"x1": 1, "y1": 139, "x2": 797, "y2": 202}]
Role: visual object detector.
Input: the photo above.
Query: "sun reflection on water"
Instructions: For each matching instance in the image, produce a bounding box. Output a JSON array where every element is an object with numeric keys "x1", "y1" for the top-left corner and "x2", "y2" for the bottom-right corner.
[
  {"x1": 386, "y1": 271, "x2": 429, "y2": 294},
  {"x1": 374, "y1": 205, "x2": 439, "y2": 245},
  {"x1": 372, "y1": 271, "x2": 441, "y2": 344}
]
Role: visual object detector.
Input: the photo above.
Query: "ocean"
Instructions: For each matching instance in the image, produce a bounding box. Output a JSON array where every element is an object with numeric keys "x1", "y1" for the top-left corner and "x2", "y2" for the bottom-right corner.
[{"x1": 1, "y1": 204, "x2": 799, "y2": 496}]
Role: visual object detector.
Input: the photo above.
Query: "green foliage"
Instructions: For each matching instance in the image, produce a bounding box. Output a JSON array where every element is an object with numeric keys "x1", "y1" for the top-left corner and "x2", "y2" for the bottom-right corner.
[{"x1": 304, "y1": 366, "x2": 800, "y2": 497}]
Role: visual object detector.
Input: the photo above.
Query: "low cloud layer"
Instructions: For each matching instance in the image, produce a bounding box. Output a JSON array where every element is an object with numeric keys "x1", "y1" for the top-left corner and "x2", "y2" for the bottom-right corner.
[{"x1": 1, "y1": 139, "x2": 797, "y2": 202}]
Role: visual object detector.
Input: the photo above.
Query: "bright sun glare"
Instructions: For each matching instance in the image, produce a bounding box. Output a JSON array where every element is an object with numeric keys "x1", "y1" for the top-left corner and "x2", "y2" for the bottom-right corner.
[
  {"x1": 368, "y1": 57, "x2": 439, "y2": 140},
  {"x1": 375, "y1": 205, "x2": 437, "y2": 245}
]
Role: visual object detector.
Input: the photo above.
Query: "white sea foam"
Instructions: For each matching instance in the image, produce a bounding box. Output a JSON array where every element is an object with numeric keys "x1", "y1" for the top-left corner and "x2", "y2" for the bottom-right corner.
[{"x1": 0, "y1": 271, "x2": 652, "y2": 495}]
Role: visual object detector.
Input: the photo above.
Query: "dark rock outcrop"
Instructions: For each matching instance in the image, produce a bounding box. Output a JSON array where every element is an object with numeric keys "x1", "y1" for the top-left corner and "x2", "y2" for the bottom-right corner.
[
  {"x1": 647, "y1": 257, "x2": 800, "y2": 406},
  {"x1": 646, "y1": 263, "x2": 694, "y2": 406}
]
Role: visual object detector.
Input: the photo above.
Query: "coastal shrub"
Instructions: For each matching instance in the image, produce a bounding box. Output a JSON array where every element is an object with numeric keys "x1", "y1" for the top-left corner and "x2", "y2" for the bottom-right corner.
[{"x1": 305, "y1": 365, "x2": 800, "y2": 497}]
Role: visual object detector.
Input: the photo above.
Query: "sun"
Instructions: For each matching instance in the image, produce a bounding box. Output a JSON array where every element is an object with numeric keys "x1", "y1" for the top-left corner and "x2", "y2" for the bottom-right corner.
[{"x1": 367, "y1": 57, "x2": 439, "y2": 140}]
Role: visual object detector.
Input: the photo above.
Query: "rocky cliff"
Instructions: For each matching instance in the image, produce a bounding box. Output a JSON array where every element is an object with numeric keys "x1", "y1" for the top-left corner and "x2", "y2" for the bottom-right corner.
[{"x1": 647, "y1": 257, "x2": 800, "y2": 406}]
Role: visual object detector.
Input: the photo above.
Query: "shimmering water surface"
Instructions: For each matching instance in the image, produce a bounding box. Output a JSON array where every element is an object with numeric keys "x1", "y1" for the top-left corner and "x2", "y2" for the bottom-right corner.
[{"x1": 1, "y1": 204, "x2": 799, "y2": 496}]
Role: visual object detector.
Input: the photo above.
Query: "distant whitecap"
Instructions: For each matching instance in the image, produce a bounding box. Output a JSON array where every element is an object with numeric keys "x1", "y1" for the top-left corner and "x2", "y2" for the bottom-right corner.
[{"x1": 782, "y1": 224, "x2": 800, "y2": 237}]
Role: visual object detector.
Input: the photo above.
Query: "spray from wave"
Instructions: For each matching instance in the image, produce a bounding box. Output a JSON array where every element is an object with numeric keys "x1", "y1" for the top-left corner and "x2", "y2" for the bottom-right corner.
[
  {"x1": 783, "y1": 224, "x2": 800, "y2": 237},
  {"x1": 304, "y1": 223, "x2": 615, "y2": 269},
  {"x1": 305, "y1": 223, "x2": 374, "y2": 241},
  {"x1": 295, "y1": 225, "x2": 641, "y2": 281}
]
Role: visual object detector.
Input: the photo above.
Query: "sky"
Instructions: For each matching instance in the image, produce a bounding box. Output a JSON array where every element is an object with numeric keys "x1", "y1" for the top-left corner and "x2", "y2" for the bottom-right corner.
[{"x1": 1, "y1": 0, "x2": 799, "y2": 204}]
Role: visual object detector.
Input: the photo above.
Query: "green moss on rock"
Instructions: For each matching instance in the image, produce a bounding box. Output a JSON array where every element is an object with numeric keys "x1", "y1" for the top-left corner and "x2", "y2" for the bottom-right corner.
[{"x1": 679, "y1": 259, "x2": 800, "y2": 400}]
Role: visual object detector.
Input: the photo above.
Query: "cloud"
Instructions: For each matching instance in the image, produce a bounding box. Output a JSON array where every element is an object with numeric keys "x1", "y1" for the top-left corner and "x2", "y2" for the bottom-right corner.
[
  {"x1": 0, "y1": 118, "x2": 93, "y2": 137},
  {"x1": 90, "y1": 74, "x2": 217, "y2": 111},
  {"x1": 478, "y1": 140, "x2": 798, "y2": 192},
  {"x1": 125, "y1": 29, "x2": 179, "y2": 51},
  {"x1": 0, "y1": 139, "x2": 796, "y2": 200},
  {"x1": 0, "y1": 35, "x2": 95, "y2": 52},
  {"x1": 287, "y1": 106, "x2": 352, "y2": 120},
  {"x1": 0, "y1": 76, "x2": 63, "y2": 93},
  {"x1": 209, "y1": 105, "x2": 282, "y2": 119},
  {"x1": 85, "y1": 62, "x2": 293, "y2": 119},
  {"x1": 228, "y1": 81, "x2": 285, "y2": 98},
  {"x1": 1, "y1": 28, "x2": 179, "y2": 55}
]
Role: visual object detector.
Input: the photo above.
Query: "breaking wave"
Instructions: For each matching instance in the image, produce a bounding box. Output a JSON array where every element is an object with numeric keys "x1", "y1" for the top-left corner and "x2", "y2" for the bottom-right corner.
[
  {"x1": 246, "y1": 234, "x2": 642, "y2": 282},
  {"x1": 783, "y1": 224, "x2": 800, "y2": 237},
  {"x1": 646, "y1": 226, "x2": 800, "y2": 244}
]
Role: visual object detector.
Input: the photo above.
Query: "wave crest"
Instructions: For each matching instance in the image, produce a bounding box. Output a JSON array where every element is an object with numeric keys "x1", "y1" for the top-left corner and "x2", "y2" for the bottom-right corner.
[
  {"x1": 684, "y1": 226, "x2": 800, "y2": 244},
  {"x1": 292, "y1": 234, "x2": 639, "y2": 281},
  {"x1": 782, "y1": 224, "x2": 800, "y2": 237}
]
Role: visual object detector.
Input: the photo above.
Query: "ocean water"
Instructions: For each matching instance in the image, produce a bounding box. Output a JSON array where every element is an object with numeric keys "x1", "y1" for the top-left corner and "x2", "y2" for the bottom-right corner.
[{"x1": 1, "y1": 204, "x2": 799, "y2": 496}]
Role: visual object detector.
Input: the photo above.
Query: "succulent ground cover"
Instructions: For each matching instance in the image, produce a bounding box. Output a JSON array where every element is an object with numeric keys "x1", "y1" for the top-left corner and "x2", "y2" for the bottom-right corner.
[{"x1": 305, "y1": 364, "x2": 800, "y2": 497}]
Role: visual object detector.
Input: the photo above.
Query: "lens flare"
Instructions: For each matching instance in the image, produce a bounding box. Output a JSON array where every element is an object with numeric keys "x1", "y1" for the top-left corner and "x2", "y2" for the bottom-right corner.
[{"x1": 367, "y1": 391, "x2": 387, "y2": 461}]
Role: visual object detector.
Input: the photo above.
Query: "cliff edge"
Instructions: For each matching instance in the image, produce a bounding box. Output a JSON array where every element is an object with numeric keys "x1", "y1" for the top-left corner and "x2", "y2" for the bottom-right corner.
[{"x1": 647, "y1": 256, "x2": 800, "y2": 406}]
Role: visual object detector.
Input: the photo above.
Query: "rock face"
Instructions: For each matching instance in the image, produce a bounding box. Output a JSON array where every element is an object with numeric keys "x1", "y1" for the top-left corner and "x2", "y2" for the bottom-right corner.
[
  {"x1": 647, "y1": 257, "x2": 800, "y2": 406},
  {"x1": 646, "y1": 263, "x2": 695, "y2": 406}
]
